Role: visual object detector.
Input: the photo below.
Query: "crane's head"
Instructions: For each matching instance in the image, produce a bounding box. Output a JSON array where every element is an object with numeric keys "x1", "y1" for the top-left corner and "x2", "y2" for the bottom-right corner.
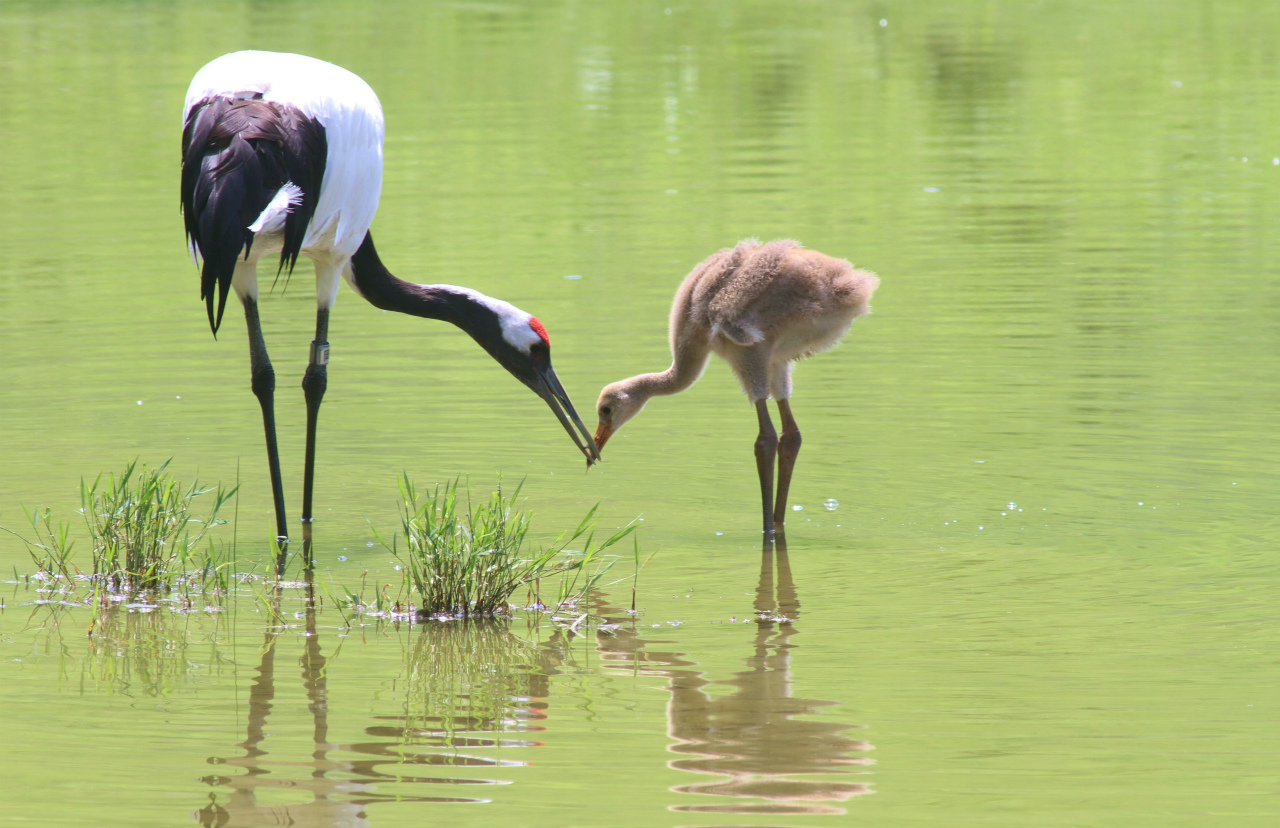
[
  {"x1": 452, "y1": 287, "x2": 600, "y2": 464},
  {"x1": 591, "y1": 381, "x2": 647, "y2": 464}
]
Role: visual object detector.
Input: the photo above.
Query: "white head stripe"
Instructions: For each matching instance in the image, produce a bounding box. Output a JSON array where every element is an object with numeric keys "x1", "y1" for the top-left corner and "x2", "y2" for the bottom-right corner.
[{"x1": 435, "y1": 285, "x2": 541, "y2": 351}]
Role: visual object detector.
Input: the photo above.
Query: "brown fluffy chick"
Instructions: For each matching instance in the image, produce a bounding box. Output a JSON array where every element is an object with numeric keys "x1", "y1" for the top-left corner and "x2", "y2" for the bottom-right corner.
[{"x1": 592, "y1": 239, "x2": 879, "y2": 535}]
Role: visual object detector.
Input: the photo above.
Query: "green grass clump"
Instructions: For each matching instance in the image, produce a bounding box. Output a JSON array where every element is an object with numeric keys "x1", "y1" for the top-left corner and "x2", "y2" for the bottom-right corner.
[
  {"x1": 81, "y1": 459, "x2": 236, "y2": 593},
  {"x1": 376, "y1": 476, "x2": 636, "y2": 618}
]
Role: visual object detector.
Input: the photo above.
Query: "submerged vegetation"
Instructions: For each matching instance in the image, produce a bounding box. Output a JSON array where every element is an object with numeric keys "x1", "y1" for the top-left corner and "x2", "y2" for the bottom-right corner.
[{"x1": 371, "y1": 476, "x2": 638, "y2": 619}]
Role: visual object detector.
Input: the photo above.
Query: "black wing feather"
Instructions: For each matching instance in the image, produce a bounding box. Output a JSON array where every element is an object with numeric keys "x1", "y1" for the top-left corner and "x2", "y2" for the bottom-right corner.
[{"x1": 180, "y1": 95, "x2": 328, "y2": 335}]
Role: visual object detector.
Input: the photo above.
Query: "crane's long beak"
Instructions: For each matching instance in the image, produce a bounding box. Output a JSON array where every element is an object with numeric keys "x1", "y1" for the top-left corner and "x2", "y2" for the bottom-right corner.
[{"x1": 534, "y1": 362, "x2": 601, "y2": 464}]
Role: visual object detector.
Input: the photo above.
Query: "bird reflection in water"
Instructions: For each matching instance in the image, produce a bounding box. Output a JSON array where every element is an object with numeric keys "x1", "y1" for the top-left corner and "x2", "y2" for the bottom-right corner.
[
  {"x1": 594, "y1": 538, "x2": 873, "y2": 816},
  {"x1": 194, "y1": 572, "x2": 574, "y2": 827}
]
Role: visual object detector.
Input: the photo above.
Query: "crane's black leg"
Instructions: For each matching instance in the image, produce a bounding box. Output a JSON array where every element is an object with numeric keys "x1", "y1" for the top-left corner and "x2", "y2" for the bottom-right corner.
[
  {"x1": 300, "y1": 306, "x2": 329, "y2": 555},
  {"x1": 754, "y1": 399, "x2": 778, "y2": 535},
  {"x1": 773, "y1": 399, "x2": 802, "y2": 529},
  {"x1": 244, "y1": 297, "x2": 289, "y2": 547}
]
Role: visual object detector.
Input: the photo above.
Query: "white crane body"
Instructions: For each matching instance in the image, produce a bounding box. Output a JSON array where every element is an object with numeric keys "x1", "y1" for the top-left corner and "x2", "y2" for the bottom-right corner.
[{"x1": 178, "y1": 51, "x2": 598, "y2": 546}]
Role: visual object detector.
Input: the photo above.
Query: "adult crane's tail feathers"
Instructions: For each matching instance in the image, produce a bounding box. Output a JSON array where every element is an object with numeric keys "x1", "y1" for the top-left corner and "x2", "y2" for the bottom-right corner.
[{"x1": 181, "y1": 95, "x2": 327, "y2": 335}]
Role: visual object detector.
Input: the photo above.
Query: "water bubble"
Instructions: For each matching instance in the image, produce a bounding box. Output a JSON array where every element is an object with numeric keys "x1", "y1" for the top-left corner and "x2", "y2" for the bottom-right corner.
[
  {"x1": 923, "y1": 187, "x2": 939, "y2": 192},
  {"x1": 979, "y1": 526, "x2": 985, "y2": 530},
  {"x1": 337, "y1": 556, "x2": 347, "y2": 562},
  {"x1": 366, "y1": 541, "x2": 374, "y2": 547},
  {"x1": 715, "y1": 532, "x2": 723, "y2": 536},
  {"x1": 792, "y1": 505, "x2": 803, "y2": 511},
  {"x1": 880, "y1": 18, "x2": 887, "y2": 26},
  {"x1": 1138, "y1": 502, "x2": 1144, "y2": 506},
  {"x1": 1007, "y1": 502, "x2": 1017, "y2": 510},
  {"x1": 394, "y1": 565, "x2": 402, "y2": 571},
  {"x1": 824, "y1": 498, "x2": 839, "y2": 511},
  {"x1": 136, "y1": 400, "x2": 143, "y2": 405},
  {"x1": 564, "y1": 274, "x2": 583, "y2": 280}
]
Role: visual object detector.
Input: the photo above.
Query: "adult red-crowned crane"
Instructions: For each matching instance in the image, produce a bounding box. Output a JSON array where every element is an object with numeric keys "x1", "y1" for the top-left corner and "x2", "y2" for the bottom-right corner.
[
  {"x1": 181, "y1": 50, "x2": 599, "y2": 545},
  {"x1": 591, "y1": 240, "x2": 878, "y2": 535}
]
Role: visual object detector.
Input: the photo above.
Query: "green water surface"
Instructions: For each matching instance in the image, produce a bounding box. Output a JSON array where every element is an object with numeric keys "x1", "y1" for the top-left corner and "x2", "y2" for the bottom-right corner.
[{"x1": 2, "y1": 1, "x2": 1279, "y2": 826}]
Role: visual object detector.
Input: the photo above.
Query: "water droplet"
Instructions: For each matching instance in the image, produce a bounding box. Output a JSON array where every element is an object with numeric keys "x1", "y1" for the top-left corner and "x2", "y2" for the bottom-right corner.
[
  {"x1": 715, "y1": 531, "x2": 723, "y2": 536},
  {"x1": 879, "y1": 18, "x2": 887, "y2": 26},
  {"x1": 337, "y1": 556, "x2": 347, "y2": 562},
  {"x1": 923, "y1": 187, "x2": 939, "y2": 192},
  {"x1": 394, "y1": 565, "x2": 402, "y2": 571},
  {"x1": 792, "y1": 505, "x2": 803, "y2": 511},
  {"x1": 136, "y1": 400, "x2": 143, "y2": 405},
  {"x1": 366, "y1": 542, "x2": 374, "y2": 547},
  {"x1": 1007, "y1": 502, "x2": 1017, "y2": 509},
  {"x1": 564, "y1": 274, "x2": 582, "y2": 280},
  {"x1": 824, "y1": 498, "x2": 839, "y2": 511},
  {"x1": 1138, "y1": 502, "x2": 1144, "y2": 506},
  {"x1": 979, "y1": 526, "x2": 985, "y2": 530}
]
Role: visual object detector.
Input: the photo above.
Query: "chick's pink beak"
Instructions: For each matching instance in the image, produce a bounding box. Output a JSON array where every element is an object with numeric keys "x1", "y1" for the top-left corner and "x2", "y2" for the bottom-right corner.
[{"x1": 592, "y1": 422, "x2": 614, "y2": 459}]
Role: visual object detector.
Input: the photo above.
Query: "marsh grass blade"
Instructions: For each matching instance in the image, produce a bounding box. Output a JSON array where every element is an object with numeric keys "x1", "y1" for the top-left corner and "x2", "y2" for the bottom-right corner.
[{"x1": 0, "y1": 507, "x2": 78, "y2": 580}]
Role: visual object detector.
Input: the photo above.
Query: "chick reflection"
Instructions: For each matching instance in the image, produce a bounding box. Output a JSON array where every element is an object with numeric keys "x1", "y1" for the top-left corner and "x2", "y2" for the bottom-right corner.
[
  {"x1": 194, "y1": 575, "x2": 565, "y2": 828},
  {"x1": 595, "y1": 539, "x2": 873, "y2": 816}
]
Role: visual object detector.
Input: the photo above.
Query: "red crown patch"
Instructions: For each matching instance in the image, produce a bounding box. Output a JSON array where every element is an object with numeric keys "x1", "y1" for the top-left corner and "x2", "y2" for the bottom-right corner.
[{"x1": 529, "y1": 317, "x2": 550, "y2": 346}]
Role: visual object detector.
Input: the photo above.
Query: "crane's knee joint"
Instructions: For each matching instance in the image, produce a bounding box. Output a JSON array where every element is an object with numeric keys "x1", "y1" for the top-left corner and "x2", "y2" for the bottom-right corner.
[
  {"x1": 754, "y1": 431, "x2": 778, "y2": 460},
  {"x1": 250, "y1": 364, "x2": 275, "y2": 399},
  {"x1": 780, "y1": 428, "x2": 802, "y2": 452},
  {"x1": 302, "y1": 363, "x2": 328, "y2": 405}
]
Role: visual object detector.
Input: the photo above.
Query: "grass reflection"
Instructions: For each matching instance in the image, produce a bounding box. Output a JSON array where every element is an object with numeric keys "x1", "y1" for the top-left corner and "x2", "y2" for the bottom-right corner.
[
  {"x1": 195, "y1": 577, "x2": 584, "y2": 826},
  {"x1": 393, "y1": 618, "x2": 566, "y2": 744},
  {"x1": 82, "y1": 605, "x2": 227, "y2": 698}
]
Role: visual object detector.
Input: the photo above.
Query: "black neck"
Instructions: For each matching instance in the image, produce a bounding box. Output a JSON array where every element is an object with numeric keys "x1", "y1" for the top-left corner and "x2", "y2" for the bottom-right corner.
[
  {"x1": 349, "y1": 232, "x2": 477, "y2": 325},
  {"x1": 348, "y1": 231, "x2": 507, "y2": 355}
]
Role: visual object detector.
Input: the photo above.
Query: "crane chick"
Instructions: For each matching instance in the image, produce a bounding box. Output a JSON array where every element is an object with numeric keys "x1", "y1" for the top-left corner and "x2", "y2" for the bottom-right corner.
[{"x1": 592, "y1": 240, "x2": 879, "y2": 535}]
